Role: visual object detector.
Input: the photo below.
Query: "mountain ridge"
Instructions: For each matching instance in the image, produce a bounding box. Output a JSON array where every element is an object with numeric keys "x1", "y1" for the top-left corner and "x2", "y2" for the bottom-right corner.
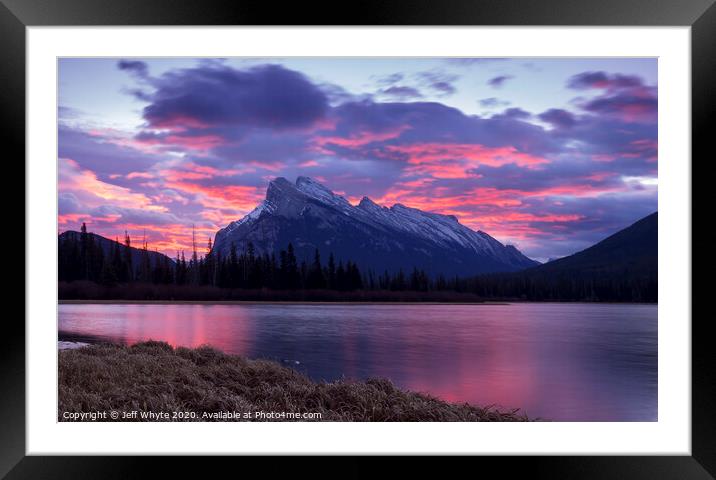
[
  {"x1": 524, "y1": 211, "x2": 657, "y2": 278},
  {"x1": 212, "y1": 176, "x2": 538, "y2": 277},
  {"x1": 462, "y1": 211, "x2": 658, "y2": 302},
  {"x1": 59, "y1": 230, "x2": 175, "y2": 272}
]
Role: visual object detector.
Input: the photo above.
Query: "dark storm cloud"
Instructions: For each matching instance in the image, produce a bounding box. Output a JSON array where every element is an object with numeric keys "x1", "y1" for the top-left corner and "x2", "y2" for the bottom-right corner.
[{"x1": 135, "y1": 63, "x2": 329, "y2": 130}]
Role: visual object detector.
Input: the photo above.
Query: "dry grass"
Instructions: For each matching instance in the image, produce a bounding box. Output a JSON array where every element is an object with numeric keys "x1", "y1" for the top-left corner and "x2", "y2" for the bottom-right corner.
[{"x1": 59, "y1": 341, "x2": 530, "y2": 422}]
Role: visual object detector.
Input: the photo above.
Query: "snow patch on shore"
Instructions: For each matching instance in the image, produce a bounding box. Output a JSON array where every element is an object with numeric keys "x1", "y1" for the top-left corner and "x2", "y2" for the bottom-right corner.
[{"x1": 58, "y1": 341, "x2": 90, "y2": 350}]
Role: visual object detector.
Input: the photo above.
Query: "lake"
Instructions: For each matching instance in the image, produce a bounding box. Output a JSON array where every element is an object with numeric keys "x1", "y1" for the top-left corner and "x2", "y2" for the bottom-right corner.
[{"x1": 58, "y1": 302, "x2": 657, "y2": 421}]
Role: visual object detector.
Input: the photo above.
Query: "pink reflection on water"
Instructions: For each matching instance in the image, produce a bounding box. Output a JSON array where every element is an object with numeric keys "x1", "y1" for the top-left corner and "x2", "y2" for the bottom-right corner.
[
  {"x1": 58, "y1": 303, "x2": 657, "y2": 421},
  {"x1": 60, "y1": 304, "x2": 254, "y2": 357}
]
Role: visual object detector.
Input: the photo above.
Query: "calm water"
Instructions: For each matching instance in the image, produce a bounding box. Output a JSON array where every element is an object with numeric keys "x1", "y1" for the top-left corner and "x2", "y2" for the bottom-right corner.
[{"x1": 58, "y1": 302, "x2": 657, "y2": 421}]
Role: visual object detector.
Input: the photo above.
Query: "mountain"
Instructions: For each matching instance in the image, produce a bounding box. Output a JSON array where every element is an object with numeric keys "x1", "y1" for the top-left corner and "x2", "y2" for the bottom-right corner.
[
  {"x1": 461, "y1": 212, "x2": 658, "y2": 302},
  {"x1": 59, "y1": 230, "x2": 175, "y2": 273},
  {"x1": 212, "y1": 176, "x2": 538, "y2": 277},
  {"x1": 524, "y1": 212, "x2": 657, "y2": 278}
]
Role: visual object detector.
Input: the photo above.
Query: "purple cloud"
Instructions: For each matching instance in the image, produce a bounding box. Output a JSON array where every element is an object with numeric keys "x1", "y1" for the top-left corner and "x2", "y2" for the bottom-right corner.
[
  {"x1": 488, "y1": 75, "x2": 514, "y2": 88},
  {"x1": 326, "y1": 100, "x2": 559, "y2": 156},
  {"x1": 380, "y1": 85, "x2": 423, "y2": 100},
  {"x1": 566, "y1": 71, "x2": 657, "y2": 123},
  {"x1": 539, "y1": 109, "x2": 577, "y2": 129},
  {"x1": 117, "y1": 59, "x2": 150, "y2": 80},
  {"x1": 60, "y1": 60, "x2": 658, "y2": 261},
  {"x1": 567, "y1": 71, "x2": 643, "y2": 90},
  {"x1": 579, "y1": 91, "x2": 657, "y2": 122},
  {"x1": 432, "y1": 82, "x2": 456, "y2": 95},
  {"x1": 415, "y1": 70, "x2": 459, "y2": 96},
  {"x1": 374, "y1": 73, "x2": 405, "y2": 86},
  {"x1": 58, "y1": 105, "x2": 82, "y2": 120},
  {"x1": 135, "y1": 63, "x2": 329, "y2": 131},
  {"x1": 479, "y1": 97, "x2": 510, "y2": 108},
  {"x1": 58, "y1": 192, "x2": 82, "y2": 214},
  {"x1": 499, "y1": 108, "x2": 531, "y2": 120},
  {"x1": 58, "y1": 126, "x2": 159, "y2": 178}
]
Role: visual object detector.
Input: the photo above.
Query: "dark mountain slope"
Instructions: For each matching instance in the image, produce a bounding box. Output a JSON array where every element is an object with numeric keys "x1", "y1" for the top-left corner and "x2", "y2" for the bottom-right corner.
[
  {"x1": 464, "y1": 212, "x2": 658, "y2": 302},
  {"x1": 526, "y1": 212, "x2": 657, "y2": 279},
  {"x1": 59, "y1": 230, "x2": 175, "y2": 275}
]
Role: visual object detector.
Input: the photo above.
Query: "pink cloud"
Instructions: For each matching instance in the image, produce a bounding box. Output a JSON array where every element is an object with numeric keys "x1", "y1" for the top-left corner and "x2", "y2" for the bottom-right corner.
[
  {"x1": 314, "y1": 126, "x2": 410, "y2": 149},
  {"x1": 387, "y1": 143, "x2": 550, "y2": 170},
  {"x1": 59, "y1": 158, "x2": 162, "y2": 211}
]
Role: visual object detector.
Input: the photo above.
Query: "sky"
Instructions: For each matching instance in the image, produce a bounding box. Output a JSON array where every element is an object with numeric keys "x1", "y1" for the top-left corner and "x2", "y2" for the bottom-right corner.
[{"x1": 58, "y1": 57, "x2": 657, "y2": 262}]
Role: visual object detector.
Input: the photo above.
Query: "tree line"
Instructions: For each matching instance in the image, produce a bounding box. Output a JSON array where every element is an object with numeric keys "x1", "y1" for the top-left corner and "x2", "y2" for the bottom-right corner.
[
  {"x1": 59, "y1": 223, "x2": 369, "y2": 291},
  {"x1": 58, "y1": 224, "x2": 656, "y2": 302},
  {"x1": 59, "y1": 224, "x2": 174, "y2": 286}
]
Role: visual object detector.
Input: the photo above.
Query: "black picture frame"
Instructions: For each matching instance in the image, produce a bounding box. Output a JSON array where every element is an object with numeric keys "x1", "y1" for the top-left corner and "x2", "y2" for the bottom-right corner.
[{"x1": 3, "y1": 0, "x2": 714, "y2": 476}]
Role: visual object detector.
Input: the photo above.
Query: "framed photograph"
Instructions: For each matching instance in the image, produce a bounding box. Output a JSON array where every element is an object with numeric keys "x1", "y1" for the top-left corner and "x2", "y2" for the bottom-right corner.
[{"x1": 5, "y1": 0, "x2": 714, "y2": 475}]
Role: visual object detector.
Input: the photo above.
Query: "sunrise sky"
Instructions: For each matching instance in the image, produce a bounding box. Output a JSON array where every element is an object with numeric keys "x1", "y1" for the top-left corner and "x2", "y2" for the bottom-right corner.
[{"x1": 58, "y1": 57, "x2": 657, "y2": 262}]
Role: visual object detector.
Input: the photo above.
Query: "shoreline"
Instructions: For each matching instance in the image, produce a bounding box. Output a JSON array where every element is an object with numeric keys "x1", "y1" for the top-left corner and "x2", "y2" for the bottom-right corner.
[
  {"x1": 58, "y1": 299, "x2": 508, "y2": 306},
  {"x1": 58, "y1": 341, "x2": 532, "y2": 422},
  {"x1": 59, "y1": 298, "x2": 656, "y2": 306}
]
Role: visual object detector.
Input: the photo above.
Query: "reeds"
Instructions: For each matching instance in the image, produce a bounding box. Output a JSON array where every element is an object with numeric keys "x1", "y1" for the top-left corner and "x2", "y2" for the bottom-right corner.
[{"x1": 59, "y1": 341, "x2": 529, "y2": 422}]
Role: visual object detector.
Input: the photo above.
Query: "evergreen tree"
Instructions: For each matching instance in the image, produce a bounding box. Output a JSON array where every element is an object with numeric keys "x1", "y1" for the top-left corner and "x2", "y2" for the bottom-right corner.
[
  {"x1": 137, "y1": 233, "x2": 152, "y2": 283},
  {"x1": 335, "y1": 261, "x2": 346, "y2": 291},
  {"x1": 204, "y1": 237, "x2": 215, "y2": 286},
  {"x1": 80, "y1": 222, "x2": 89, "y2": 280},
  {"x1": 307, "y1": 249, "x2": 326, "y2": 289},
  {"x1": 347, "y1": 261, "x2": 363, "y2": 290},
  {"x1": 326, "y1": 253, "x2": 336, "y2": 289},
  {"x1": 58, "y1": 223, "x2": 656, "y2": 302},
  {"x1": 100, "y1": 257, "x2": 118, "y2": 286},
  {"x1": 112, "y1": 237, "x2": 126, "y2": 283},
  {"x1": 280, "y1": 243, "x2": 300, "y2": 289},
  {"x1": 124, "y1": 231, "x2": 133, "y2": 281}
]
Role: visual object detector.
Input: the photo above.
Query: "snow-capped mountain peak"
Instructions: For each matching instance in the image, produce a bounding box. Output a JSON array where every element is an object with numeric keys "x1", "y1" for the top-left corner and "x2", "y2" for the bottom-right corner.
[
  {"x1": 212, "y1": 177, "x2": 538, "y2": 276},
  {"x1": 295, "y1": 176, "x2": 352, "y2": 211},
  {"x1": 358, "y1": 196, "x2": 380, "y2": 209},
  {"x1": 221, "y1": 200, "x2": 275, "y2": 235}
]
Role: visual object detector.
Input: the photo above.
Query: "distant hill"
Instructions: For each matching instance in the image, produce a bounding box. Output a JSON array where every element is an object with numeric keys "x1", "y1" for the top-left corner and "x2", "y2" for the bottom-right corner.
[
  {"x1": 464, "y1": 213, "x2": 658, "y2": 302},
  {"x1": 525, "y1": 212, "x2": 657, "y2": 279},
  {"x1": 59, "y1": 230, "x2": 175, "y2": 277}
]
